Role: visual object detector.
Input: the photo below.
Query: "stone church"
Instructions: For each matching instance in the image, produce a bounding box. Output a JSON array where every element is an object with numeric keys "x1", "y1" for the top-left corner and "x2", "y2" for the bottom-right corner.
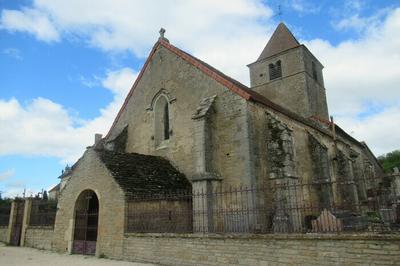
[{"x1": 51, "y1": 23, "x2": 385, "y2": 257}]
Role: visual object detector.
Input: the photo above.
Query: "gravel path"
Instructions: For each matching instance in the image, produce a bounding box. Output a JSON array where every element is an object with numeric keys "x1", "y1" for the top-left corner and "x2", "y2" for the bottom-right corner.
[{"x1": 0, "y1": 243, "x2": 154, "y2": 266}]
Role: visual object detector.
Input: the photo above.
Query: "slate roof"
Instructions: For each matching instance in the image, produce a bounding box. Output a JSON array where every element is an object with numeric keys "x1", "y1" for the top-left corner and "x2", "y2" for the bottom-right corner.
[
  {"x1": 96, "y1": 150, "x2": 192, "y2": 196},
  {"x1": 257, "y1": 22, "x2": 300, "y2": 61}
]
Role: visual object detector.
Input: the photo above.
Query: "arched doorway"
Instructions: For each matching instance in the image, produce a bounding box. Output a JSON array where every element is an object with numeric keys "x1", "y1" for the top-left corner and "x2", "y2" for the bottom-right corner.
[{"x1": 72, "y1": 190, "x2": 99, "y2": 255}]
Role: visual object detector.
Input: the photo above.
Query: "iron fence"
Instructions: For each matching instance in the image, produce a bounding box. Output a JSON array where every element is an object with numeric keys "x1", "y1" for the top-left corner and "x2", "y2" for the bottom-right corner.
[
  {"x1": 126, "y1": 191, "x2": 193, "y2": 233},
  {"x1": 126, "y1": 175, "x2": 400, "y2": 234},
  {"x1": 29, "y1": 199, "x2": 58, "y2": 227},
  {"x1": 0, "y1": 203, "x2": 11, "y2": 226}
]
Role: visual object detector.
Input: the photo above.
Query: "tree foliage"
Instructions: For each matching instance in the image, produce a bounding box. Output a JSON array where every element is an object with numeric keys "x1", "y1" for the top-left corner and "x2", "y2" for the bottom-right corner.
[
  {"x1": 378, "y1": 149, "x2": 400, "y2": 173},
  {"x1": 43, "y1": 190, "x2": 48, "y2": 201},
  {"x1": 0, "y1": 197, "x2": 12, "y2": 207}
]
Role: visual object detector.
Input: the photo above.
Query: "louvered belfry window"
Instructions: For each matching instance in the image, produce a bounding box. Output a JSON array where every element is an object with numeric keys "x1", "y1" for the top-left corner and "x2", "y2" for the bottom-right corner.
[{"x1": 269, "y1": 60, "x2": 282, "y2": 80}]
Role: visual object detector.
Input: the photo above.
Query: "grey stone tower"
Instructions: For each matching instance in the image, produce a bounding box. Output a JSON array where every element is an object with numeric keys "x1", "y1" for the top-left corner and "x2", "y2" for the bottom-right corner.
[{"x1": 248, "y1": 23, "x2": 329, "y2": 120}]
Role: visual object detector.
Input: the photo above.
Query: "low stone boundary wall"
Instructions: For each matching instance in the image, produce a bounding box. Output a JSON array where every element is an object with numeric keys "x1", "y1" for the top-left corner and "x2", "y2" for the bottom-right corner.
[
  {"x1": 123, "y1": 233, "x2": 400, "y2": 265},
  {"x1": 0, "y1": 226, "x2": 8, "y2": 242},
  {"x1": 24, "y1": 226, "x2": 54, "y2": 250}
]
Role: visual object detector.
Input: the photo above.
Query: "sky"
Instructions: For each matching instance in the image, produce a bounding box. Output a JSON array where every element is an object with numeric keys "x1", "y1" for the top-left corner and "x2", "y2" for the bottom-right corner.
[{"x1": 0, "y1": 0, "x2": 399, "y2": 198}]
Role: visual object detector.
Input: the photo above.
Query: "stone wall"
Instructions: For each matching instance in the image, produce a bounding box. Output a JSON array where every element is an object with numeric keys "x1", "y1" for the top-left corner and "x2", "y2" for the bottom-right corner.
[
  {"x1": 107, "y1": 45, "x2": 253, "y2": 186},
  {"x1": 265, "y1": 111, "x2": 296, "y2": 179},
  {"x1": 24, "y1": 227, "x2": 54, "y2": 250},
  {"x1": 126, "y1": 200, "x2": 192, "y2": 233},
  {"x1": 123, "y1": 233, "x2": 400, "y2": 265},
  {"x1": 247, "y1": 100, "x2": 382, "y2": 202},
  {"x1": 0, "y1": 226, "x2": 8, "y2": 242},
  {"x1": 52, "y1": 148, "x2": 126, "y2": 257}
]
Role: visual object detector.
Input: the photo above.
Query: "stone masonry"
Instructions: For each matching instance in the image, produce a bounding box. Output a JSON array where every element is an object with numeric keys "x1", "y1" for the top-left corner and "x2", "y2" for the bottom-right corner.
[
  {"x1": 122, "y1": 233, "x2": 400, "y2": 266},
  {"x1": 5, "y1": 23, "x2": 395, "y2": 266},
  {"x1": 52, "y1": 148, "x2": 126, "y2": 258},
  {"x1": 0, "y1": 227, "x2": 7, "y2": 242}
]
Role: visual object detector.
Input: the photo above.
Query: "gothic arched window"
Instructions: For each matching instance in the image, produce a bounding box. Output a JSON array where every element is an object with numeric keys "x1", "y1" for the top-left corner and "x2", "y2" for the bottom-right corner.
[
  {"x1": 154, "y1": 95, "x2": 170, "y2": 145},
  {"x1": 269, "y1": 60, "x2": 282, "y2": 80},
  {"x1": 163, "y1": 102, "x2": 170, "y2": 140}
]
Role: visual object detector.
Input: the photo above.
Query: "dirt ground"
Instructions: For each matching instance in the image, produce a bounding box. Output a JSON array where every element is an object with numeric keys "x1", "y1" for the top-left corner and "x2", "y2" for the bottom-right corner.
[{"x1": 0, "y1": 243, "x2": 154, "y2": 266}]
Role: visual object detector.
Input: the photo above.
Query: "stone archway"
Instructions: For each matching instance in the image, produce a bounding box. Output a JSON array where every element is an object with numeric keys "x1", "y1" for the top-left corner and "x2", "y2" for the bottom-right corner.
[{"x1": 72, "y1": 190, "x2": 99, "y2": 255}]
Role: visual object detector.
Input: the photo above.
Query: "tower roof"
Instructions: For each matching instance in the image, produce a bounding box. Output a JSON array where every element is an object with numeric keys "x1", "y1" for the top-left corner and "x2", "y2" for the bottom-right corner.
[{"x1": 257, "y1": 22, "x2": 300, "y2": 61}]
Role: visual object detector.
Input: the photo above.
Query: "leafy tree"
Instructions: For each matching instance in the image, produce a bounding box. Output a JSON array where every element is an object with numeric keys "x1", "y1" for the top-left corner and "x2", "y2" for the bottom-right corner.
[
  {"x1": 0, "y1": 197, "x2": 12, "y2": 207},
  {"x1": 378, "y1": 149, "x2": 400, "y2": 173}
]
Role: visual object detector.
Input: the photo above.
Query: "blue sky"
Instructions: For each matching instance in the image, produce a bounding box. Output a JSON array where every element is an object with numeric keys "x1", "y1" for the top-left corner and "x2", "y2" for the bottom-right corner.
[{"x1": 1, "y1": 0, "x2": 400, "y2": 198}]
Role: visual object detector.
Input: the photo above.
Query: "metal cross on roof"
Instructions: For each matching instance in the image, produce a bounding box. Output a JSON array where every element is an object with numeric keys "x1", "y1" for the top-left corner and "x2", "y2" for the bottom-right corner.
[
  {"x1": 159, "y1": 28, "x2": 166, "y2": 39},
  {"x1": 278, "y1": 4, "x2": 283, "y2": 20}
]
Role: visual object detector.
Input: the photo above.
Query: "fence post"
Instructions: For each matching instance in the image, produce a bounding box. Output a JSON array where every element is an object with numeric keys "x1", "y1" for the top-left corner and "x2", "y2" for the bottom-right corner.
[
  {"x1": 391, "y1": 168, "x2": 400, "y2": 224},
  {"x1": 20, "y1": 198, "x2": 32, "y2": 246},
  {"x1": 392, "y1": 168, "x2": 400, "y2": 197},
  {"x1": 5, "y1": 201, "x2": 16, "y2": 244}
]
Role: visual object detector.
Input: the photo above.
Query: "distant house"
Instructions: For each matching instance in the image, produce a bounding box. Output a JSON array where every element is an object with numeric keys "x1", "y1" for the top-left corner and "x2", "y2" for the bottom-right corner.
[{"x1": 48, "y1": 184, "x2": 60, "y2": 200}]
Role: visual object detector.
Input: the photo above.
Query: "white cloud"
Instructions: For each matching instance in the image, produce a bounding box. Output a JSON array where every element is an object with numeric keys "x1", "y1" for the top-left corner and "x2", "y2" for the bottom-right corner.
[
  {"x1": 0, "y1": 68, "x2": 138, "y2": 164},
  {"x1": 0, "y1": 1, "x2": 399, "y2": 158},
  {"x1": 0, "y1": 169, "x2": 15, "y2": 181},
  {"x1": 306, "y1": 9, "x2": 400, "y2": 116},
  {"x1": 79, "y1": 75, "x2": 100, "y2": 88},
  {"x1": 304, "y1": 8, "x2": 400, "y2": 155},
  {"x1": 0, "y1": 8, "x2": 59, "y2": 42},
  {"x1": 0, "y1": 0, "x2": 273, "y2": 84},
  {"x1": 289, "y1": 0, "x2": 320, "y2": 15},
  {"x1": 334, "y1": 14, "x2": 373, "y2": 32},
  {"x1": 1, "y1": 188, "x2": 24, "y2": 198},
  {"x1": 337, "y1": 106, "x2": 400, "y2": 155},
  {"x1": 102, "y1": 68, "x2": 135, "y2": 96},
  {"x1": 2, "y1": 48, "x2": 22, "y2": 60},
  {"x1": 332, "y1": 8, "x2": 390, "y2": 33},
  {"x1": 2, "y1": 187, "x2": 37, "y2": 198},
  {"x1": 343, "y1": 0, "x2": 365, "y2": 13}
]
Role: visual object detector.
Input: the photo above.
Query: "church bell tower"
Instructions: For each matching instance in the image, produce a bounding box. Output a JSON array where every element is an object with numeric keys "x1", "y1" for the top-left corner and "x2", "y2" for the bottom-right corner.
[{"x1": 248, "y1": 23, "x2": 329, "y2": 120}]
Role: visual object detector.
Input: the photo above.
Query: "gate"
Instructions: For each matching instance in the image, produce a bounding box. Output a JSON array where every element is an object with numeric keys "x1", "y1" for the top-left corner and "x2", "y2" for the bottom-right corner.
[
  {"x1": 72, "y1": 190, "x2": 99, "y2": 255},
  {"x1": 10, "y1": 200, "x2": 24, "y2": 246},
  {"x1": 72, "y1": 211, "x2": 98, "y2": 255}
]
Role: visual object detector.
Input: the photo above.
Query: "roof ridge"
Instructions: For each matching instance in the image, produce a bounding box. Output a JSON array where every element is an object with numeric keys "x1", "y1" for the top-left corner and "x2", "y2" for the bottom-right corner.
[
  {"x1": 105, "y1": 41, "x2": 162, "y2": 138},
  {"x1": 104, "y1": 38, "x2": 339, "y2": 142},
  {"x1": 159, "y1": 40, "x2": 253, "y2": 100}
]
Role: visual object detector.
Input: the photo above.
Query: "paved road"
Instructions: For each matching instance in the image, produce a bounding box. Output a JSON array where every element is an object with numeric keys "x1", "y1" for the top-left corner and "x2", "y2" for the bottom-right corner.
[{"x1": 0, "y1": 243, "x2": 154, "y2": 266}]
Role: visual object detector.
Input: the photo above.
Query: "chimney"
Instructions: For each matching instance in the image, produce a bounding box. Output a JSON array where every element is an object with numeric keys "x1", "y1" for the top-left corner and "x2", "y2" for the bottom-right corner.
[{"x1": 95, "y1": 133, "x2": 102, "y2": 145}]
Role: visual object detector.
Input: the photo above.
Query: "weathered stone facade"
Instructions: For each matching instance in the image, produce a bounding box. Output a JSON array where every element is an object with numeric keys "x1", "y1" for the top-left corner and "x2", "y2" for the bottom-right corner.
[
  {"x1": 265, "y1": 111, "x2": 297, "y2": 180},
  {"x1": 308, "y1": 133, "x2": 333, "y2": 208},
  {"x1": 248, "y1": 24, "x2": 329, "y2": 120},
  {"x1": 107, "y1": 44, "x2": 252, "y2": 187},
  {"x1": 52, "y1": 149, "x2": 126, "y2": 257},
  {"x1": 9, "y1": 22, "x2": 394, "y2": 264},
  {"x1": 0, "y1": 226, "x2": 7, "y2": 242},
  {"x1": 24, "y1": 227, "x2": 54, "y2": 250}
]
